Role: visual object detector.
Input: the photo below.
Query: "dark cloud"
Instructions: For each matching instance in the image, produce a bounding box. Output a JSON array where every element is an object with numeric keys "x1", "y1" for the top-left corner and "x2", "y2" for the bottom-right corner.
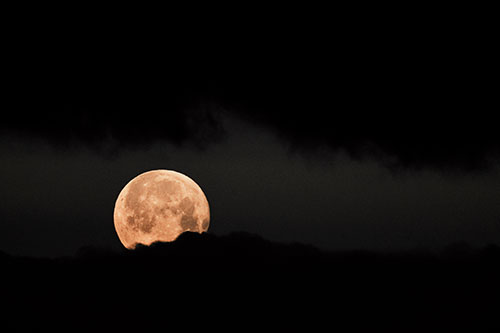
[
  {"x1": 2, "y1": 66, "x2": 225, "y2": 151},
  {"x1": 2, "y1": 21, "x2": 497, "y2": 170},
  {"x1": 208, "y1": 32, "x2": 498, "y2": 171}
]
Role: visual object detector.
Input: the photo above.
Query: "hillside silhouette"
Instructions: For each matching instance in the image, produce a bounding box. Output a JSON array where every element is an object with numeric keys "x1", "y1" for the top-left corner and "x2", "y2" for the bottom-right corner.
[{"x1": 1, "y1": 232, "x2": 500, "y2": 332}]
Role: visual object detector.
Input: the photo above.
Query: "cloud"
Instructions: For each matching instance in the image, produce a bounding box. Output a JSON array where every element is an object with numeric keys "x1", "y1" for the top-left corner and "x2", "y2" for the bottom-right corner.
[
  {"x1": 2, "y1": 30, "x2": 497, "y2": 170},
  {"x1": 208, "y1": 46, "x2": 498, "y2": 171},
  {"x1": 1, "y1": 70, "x2": 225, "y2": 151}
]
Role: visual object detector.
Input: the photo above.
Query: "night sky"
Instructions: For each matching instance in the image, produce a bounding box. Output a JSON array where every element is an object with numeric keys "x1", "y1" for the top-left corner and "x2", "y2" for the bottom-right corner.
[
  {"x1": 1, "y1": 12, "x2": 498, "y2": 258},
  {"x1": 3, "y1": 9, "x2": 500, "y2": 332}
]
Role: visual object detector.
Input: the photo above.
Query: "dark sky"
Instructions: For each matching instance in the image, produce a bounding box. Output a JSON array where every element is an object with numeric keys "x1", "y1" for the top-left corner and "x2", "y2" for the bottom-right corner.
[{"x1": 1, "y1": 13, "x2": 499, "y2": 257}]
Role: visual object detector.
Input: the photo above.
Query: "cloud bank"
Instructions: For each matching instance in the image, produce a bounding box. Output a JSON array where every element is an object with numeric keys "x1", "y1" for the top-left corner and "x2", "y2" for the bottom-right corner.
[{"x1": 2, "y1": 27, "x2": 497, "y2": 170}]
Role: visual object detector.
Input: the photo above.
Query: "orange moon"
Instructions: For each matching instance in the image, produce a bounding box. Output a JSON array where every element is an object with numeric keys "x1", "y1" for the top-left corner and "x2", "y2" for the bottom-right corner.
[{"x1": 113, "y1": 170, "x2": 210, "y2": 249}]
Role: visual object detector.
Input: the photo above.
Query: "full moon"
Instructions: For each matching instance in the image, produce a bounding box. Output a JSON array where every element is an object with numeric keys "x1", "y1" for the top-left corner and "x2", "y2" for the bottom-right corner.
[{"x1": 113, "y1": 170, "x2": 210, "y2": 249}]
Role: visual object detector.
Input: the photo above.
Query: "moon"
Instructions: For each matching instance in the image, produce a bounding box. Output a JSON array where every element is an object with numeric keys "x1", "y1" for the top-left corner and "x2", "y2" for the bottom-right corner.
[{"x1": 113, "y1": 170, "x2": 210, "y2": 249}]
